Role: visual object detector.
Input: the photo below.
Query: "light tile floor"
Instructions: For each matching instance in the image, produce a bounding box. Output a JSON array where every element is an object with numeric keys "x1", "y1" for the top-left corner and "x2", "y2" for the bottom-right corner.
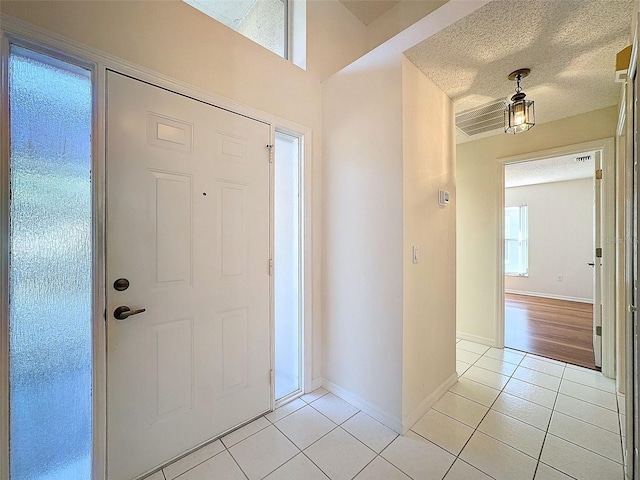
[{"x1": 151, "y1": 340, "x2": 625, "y2": 480}]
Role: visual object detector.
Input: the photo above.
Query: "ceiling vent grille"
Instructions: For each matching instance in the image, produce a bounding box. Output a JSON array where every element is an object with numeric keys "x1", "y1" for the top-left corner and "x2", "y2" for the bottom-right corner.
[
  {"x1": 575, "y1": 155, "x2": 591, "y2": 162},
  {"x1": 455, "y1": 100, "x2": 508, "y2": 136}
]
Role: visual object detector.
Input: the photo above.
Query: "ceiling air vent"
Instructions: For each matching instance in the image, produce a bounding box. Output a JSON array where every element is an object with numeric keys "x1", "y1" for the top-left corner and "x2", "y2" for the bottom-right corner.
[
  {"x1": 575, "y1": 155, "x2": 591, "y2": 162},
  {"x1": 455, "y1": 99, "x2": 508, "y2": 136}
]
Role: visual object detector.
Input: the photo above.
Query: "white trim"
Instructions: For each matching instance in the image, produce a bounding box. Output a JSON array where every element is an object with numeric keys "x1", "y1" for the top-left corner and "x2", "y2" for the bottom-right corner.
[
  {"x1": 1, "y1": 14, "x2": 316, "y2": 480},
  {"x1": 401, "y1": 372, "x2": 458, "y2": 434},
  {"x1": 321, "y1": 378, "x2": 404, "y2": 434},
  {"x1": 602, "y1": 139, "x2": 617, "y2": 379},
  {"x1": 497, "y1": 138, "x2": 617, "y2": 379},
  {"x1": 505, "y1": 290, "x2": 593, "y2": 304},
  {"x1": 618, "y1": 85, "x2": 627, "y2": 137},
  {"x1": 91, "y1": 46, "x2": 107, "y2": 480},
  {"x1": 272, "y1": 125, "x2": 313, "y2": 405},
  {"x1": 0, "y1": 31, "x2": 10, "y2": 480},
  {"x1": 322, "y1": 372, "x2": 459, "y2": 435},
  {"x1": 496, "y1": 161, "x2": 506, "y2": 349},
  {"x1": 309, "y1": 377, "x2": 323, "y2": 393},
  {"x1": 456, "y1": 331, "x2": 496, "y2": 347}
]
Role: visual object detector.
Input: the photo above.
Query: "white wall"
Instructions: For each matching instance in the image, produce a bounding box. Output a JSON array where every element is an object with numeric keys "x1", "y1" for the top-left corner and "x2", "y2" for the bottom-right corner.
[
  {"x1": 401, "y1": 56, "x2": 456, "y2": 425},
  {"x1": 457, "y1": 107, "x2": 618, "y2": 345},
  {"x1": 321, "y1": 43, "x2": 405, "y2": 427},
  {"x1": 505, "y1": 178, "x2": 594, "y2": 303}
]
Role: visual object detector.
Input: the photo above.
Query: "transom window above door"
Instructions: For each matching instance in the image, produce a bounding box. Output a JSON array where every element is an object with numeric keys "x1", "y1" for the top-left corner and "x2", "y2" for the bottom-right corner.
[{"x1": 184, "y1": 0, "x2": 294, "y2": 60}]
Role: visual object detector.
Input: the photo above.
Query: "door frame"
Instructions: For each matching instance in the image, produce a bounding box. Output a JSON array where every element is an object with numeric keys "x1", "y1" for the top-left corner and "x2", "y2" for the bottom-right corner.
[
  {"x1": 272, "y1": 126, "x2": 310, "y2": 408},
  {"x1": 496, "y1": 137, "x2": 616, "y2": 378},
  {"x1": 0, "y1": 14, "x2": 315, "y2": 480},
  {"x1": 622, "y1": 14, "x2": 639, "y2": 478}
]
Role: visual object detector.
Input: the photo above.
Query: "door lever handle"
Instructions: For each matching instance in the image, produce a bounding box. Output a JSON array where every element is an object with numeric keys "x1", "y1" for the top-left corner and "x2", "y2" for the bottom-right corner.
[{"x1": 114, "y1": 305, "x2": 146, "y2": 320}]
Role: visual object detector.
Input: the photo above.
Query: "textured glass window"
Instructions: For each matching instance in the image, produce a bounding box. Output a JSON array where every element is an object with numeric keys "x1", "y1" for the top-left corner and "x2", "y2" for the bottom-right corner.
[
  {"x1": 274, "y1": 132, "x2": 300, "y2": 400},
  {"x1": 9, "y1": 45, "x2": 93, "y2": 479}
]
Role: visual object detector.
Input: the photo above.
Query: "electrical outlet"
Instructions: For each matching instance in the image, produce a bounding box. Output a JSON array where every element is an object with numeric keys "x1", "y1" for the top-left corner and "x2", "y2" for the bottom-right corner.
[{"x1": 557, "y1": 275, "x2": 563, "y2": 282}]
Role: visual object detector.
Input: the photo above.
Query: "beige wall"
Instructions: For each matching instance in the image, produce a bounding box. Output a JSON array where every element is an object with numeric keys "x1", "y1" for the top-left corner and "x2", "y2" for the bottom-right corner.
[
  {"x1": 322, "y1": 0, "x2": 482, "y2": 433},
  {"x1": 401, "y1": 57, "x2": 456, "y2": 425},
  {"x1": 0, "y1": 0, "x2": 370, "y2": 386},
  {"x1": 322, "y1": 55, "x2": 457, "y2": 431},
  {"x1": 457, "y1": 106, "x2": 618, "y2": 344}
]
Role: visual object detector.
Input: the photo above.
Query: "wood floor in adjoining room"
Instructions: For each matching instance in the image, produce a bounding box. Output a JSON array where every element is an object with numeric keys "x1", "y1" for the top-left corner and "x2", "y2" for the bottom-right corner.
[{"x1": 505, "y1": 293, "x2": 597, "y2": 370}]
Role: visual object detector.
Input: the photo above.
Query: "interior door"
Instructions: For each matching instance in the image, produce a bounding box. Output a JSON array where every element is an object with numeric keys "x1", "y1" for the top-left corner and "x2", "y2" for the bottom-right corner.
[
  {"x1": 594, "y1": 151, "x2": 603, "y2": 368},
  {"x1": 105, "y1": 71, "x2": 271, "y2": 479}
]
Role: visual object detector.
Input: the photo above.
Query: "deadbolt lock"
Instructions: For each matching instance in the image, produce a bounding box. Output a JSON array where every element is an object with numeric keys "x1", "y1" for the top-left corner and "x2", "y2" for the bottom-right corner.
[{"x1": 113, "y1": 278, "x2": 130, "y2": 291}]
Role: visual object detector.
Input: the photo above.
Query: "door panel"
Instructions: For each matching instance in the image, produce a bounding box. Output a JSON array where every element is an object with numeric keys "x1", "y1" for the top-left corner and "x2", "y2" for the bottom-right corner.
[{"x1": 106, "y1": 71, "x2": 271, "y2": 479}]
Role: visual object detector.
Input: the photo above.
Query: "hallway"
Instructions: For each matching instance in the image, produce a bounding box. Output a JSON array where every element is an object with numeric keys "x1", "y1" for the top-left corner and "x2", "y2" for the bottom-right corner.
[{"x1": 149, "y1": 340, "x2": 623, "y2": 480}]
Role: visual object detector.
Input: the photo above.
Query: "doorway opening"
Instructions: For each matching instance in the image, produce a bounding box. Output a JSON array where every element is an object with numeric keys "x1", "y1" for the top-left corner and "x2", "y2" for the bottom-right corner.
[
  {"x1": 4, "y1": 44, "x2": 94, "y2": 479},
  {"x1": 503, "y1": 152, "x2": 601, "y2": 370},
  {"x1": 273, "y1": 130, "x2": 302, "y2": 402}
]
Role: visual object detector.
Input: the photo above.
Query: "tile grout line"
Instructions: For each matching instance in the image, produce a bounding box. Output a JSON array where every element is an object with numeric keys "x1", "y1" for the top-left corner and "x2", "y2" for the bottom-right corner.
[
  {"x1": 168, "y1": 345, "x2": 620, "y2": 480},
  {"x1": 265, "y1": 399, "x2": 370, "y2": 479},
  {"x1": 532, "y1": 363, "x2": 566, "y2": 480},
  {"x1": 434, "y1": 345, "x2": 526, "y2": 479},
  {"x1": 455, "y1": 346, "x2": 619, "y2": 477}
]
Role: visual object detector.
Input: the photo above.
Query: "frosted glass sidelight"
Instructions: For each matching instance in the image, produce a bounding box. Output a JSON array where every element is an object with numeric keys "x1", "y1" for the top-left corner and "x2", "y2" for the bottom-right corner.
[
  {"x1": 274, "y1": 132, "x2": 300, "y2": 400},
  {"x1": 8, "y1": 45, "x2": 93, "y2": 479}
]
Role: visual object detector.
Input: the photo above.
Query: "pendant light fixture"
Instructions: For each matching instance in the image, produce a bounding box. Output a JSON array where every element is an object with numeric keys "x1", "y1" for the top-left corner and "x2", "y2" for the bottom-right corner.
[{"x1": 504, "y1": 68, "x2": 535, "y2": 134}]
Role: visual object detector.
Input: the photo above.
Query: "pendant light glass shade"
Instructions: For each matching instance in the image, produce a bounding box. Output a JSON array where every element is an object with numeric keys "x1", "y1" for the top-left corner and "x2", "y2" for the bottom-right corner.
[
  {"x1": 505, "y1": 97, "x2": 535, "y2": 134},
  {"x1": 504, "y1": 69, "x2": 535, "y2": 134}
]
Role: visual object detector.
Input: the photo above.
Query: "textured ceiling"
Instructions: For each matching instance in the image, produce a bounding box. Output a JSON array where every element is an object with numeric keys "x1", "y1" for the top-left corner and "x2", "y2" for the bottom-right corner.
[
  {"x1": 339, "y1": 0, "x2": 400, "y2": 26},
  {"x1": 505, "y1": 152, "x2": 595, "y2": 188},
  {"x1": 404, "y1": 0, "x2": 633, "y2": 143}
]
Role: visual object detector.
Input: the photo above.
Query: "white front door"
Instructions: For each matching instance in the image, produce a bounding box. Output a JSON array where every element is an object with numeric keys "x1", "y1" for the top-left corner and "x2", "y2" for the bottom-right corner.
[{"x1": 105, "y1": 71, "x2": 271, "y2": 479}]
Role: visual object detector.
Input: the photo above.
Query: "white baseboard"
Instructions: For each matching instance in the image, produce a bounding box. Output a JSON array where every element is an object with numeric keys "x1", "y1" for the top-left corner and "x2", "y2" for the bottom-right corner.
[
  {"x1": 505, "y1": 289, "x2": 593, "y2": 304},
  {"x1": 308, "y1": 377, "x2": 323, "y2": 393},
  {"x1": 321, "y1": 378, "x2": 404, "y2": 434},
  {"x1": 456, "y1": 331, "x2": 496, "y2": 346},
  {"x1": 402, "y1": 371, "x2": 458, "y2": 434}
]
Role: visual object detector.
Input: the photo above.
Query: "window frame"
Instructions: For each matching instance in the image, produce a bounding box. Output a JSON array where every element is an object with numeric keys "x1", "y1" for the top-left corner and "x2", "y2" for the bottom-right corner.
[
  {"x1": 504, "y1": 204, "x2": 529, "y2": 277},
  {"x1": 184, "y1": 0, "x2": 291, "y2": 60}
]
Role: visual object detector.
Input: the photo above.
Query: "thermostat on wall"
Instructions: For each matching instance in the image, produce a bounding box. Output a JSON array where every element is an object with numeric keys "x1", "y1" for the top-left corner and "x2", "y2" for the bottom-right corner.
[{"x1": 438, "y1": 189, "x2": 450, "y2": 206}]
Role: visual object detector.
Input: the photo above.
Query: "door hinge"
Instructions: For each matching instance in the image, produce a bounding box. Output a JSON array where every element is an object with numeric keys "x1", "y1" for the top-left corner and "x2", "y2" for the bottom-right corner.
[
  {"x1": 596, "y1": 169, "x2": 603, "y2": 179},
  {"x1": 596, "y1": 326, "x2": 602, "y2": 336},
  {"x1": 596, "y1": 247, "x2": 603, "y2": 258},
  {"x1": 267, "y1": 144, "x2": 274, "y2": 163},
  {"x1": 269, "y1": 258, "x2": 273, "y2": 276},
  {"x1": 270, "y1": 369, "x2": 274, "y2": 383}
]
